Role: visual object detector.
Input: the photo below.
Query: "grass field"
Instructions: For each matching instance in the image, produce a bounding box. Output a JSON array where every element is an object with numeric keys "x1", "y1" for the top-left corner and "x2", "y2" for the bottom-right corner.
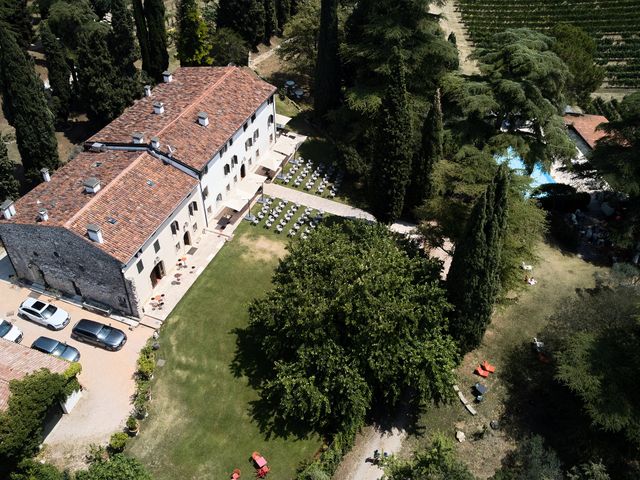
[
  {"x1": 128, "y1": 223, "x2": 320, "y2": 479},
  {"x1": 402, "y1": 242, "x2": 608, "y2": 478}
]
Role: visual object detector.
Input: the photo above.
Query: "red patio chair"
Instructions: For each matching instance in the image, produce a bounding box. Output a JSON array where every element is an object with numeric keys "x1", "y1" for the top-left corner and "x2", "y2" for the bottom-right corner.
[
  {"x1": 482, "y1": 360, "x2": 496, "y2": 373},
  {"x1": 474, "y1": 366, "x2": 489, "y2": 378},
  {"x1": 231, "y1": 468, "x2": 241, "y2": 479},
  {"x1": 256, "y1": 466, "x2": 270, "y2": 478}
]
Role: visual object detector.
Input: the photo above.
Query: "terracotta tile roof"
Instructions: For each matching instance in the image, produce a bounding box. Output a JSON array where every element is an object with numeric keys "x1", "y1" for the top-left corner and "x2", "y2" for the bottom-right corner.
[
  {"x1": 90, "y1": 66, "x2": 277, "y2": 171},
  {"x1": 67, "y1": 152, "x2": 198, "y2": 263},
  {"x1": 563, "y1": 113, "x2": 609, "y2": 149},
  {"x1": 0, "y1": 338, "x2": 69, "y2": 411},
  {"x1": 5, "y1": 150, "x2": 198, "y2": 263}
]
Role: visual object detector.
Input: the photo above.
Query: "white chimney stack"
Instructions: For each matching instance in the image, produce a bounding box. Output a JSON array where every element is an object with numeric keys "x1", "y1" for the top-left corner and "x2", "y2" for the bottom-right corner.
[
  {"x1": 162, "y1": 71, "x2": 173, "y2": 83},
  {"x1": 153, "y1": 101, "x2": 164, "y2": 114},
  {"x1": 1, "y1": 199, "x2": 16, "y2": 220},
  {"x1": 87, "y1": 224, "x2": 104, "y2": 243},
  {"x1": 41, "y1": 168, "x2": 51, "y2": 182},
  {"x1": 132, "y1": 132, "x2": 144, "y2": 144},
  {"x1": 83, "y1": 177, "x2": 101, "y2": 194},
  {"x1": 197, "y1": 111, "x2": 209, "y2": 127},
  {"x1": 38, "y1": 208, "x2": 48, "y2": 222},
  {"x1": 144, "y1": 85, "x2": 152, "y2": 97},
  {"x1": 150, "y1": 137, "x2": 160, "y2": 149}
]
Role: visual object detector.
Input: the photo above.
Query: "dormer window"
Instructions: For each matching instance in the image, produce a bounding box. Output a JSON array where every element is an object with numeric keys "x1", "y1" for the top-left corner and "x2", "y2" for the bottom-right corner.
[{"x1": 1, "y1": 199, "x2": 16, "y2": 220}]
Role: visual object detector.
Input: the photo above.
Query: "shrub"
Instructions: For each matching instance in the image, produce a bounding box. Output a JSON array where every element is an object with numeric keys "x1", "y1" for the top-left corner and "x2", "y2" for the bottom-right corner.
[
  {"x1": 136, "y1": 345, "x2": 156, "y2": 380},
  {"x1": 108, "y1": 432, "x2": 128, "y2": 453},
  {"x1": 126, "y1": 416, "x2": 139, "y2": 431}
]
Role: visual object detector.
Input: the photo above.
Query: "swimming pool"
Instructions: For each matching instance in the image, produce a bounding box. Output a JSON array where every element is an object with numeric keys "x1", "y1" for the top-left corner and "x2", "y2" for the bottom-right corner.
[{"x1": 495, "y1": 147, "x2": 555, "y2": 189}]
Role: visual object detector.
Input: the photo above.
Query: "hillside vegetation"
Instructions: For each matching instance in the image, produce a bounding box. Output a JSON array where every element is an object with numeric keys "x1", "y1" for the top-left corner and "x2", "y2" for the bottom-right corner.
[{"x1": 456, "y1": 0, "x2": 640, "y2": 87}]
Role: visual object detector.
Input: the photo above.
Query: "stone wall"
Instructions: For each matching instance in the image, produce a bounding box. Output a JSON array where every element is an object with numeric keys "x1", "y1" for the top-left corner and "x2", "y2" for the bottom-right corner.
[{"x1": 0, "y1": 224, "x2": 141, "y2": 317}]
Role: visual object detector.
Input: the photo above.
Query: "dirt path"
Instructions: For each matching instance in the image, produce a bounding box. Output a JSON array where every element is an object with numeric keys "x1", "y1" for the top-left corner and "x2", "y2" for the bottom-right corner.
[{"x1": 430, "y1": 1, "x2": 479, "y2": 75}]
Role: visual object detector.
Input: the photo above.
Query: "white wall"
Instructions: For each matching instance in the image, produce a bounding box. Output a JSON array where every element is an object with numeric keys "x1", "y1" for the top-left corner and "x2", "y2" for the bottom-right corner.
[
  {"x1": 199, "y1": 96, "x2": 277, "y2": 218},
  {"x1": 123, "y1": 186, "x2": 206, "y2": 305}
]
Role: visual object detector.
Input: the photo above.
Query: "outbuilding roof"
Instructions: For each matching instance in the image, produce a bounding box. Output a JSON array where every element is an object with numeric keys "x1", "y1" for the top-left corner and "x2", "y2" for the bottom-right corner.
[
  {"x1": 0, "y1": 338, "x2": 69, "y2": 410},
  {"x1": 563, "y1": 113, "x2": 609, "y2": 150}
]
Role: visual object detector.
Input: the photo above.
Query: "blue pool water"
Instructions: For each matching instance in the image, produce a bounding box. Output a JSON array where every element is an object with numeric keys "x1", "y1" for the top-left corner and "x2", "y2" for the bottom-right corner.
[{"x1": 495, "y1": 147, "x2": 555, "y2": 189}]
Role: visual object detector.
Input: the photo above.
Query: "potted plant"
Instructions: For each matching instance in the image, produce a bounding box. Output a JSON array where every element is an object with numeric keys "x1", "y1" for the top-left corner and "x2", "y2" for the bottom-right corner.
[
  {"x1": 126, "y1": 415, "x2": 139, "y2": 436},
  {"x1": 134, "y1": 396, "x2": 148, "y2": 419},
  {"x1": 109, "y1": 432, "x2": 128, "y2": 453}
]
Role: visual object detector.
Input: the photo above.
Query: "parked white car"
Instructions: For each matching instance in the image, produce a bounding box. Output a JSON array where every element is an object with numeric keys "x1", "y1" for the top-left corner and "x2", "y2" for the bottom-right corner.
[
  {"x1": 18, "y1": 298, "x2": 71, "y2": 330},
  {"x1": 0, "y1": 318, "x2": 23, "y2": 343}
]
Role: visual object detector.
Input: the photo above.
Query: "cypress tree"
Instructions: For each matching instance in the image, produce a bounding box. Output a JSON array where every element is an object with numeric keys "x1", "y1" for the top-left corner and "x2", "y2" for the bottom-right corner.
[
  {"x1": 41, "y1": 22, "x2": 73, "y2": 123},
  {"x1": 144, "y1": 0, "x2": 169, "y2": 82},
  {"x1": 370, "y1": 50, "x2": 412, "y2": 223},
  {"x1": 0, "y1": 0, "x2": 32, "y2": 50},
  {"x1": 76, "y1": 24, "x2": 128, "y2": 125},
  {"x1": 0, "y1": 26, "x2": 60, "y2": 182},
  {"x1": 217, "y1": 0, "x2": 265, "y2": 50},
  {"x1": 176, "y1": 0, "x2": 212, "y2": 66},
  {"x1": 109, "y1": 0, "x2": 141, "y2": 102},
  {"x1": 406, "y1": 89, "x2": 443, "y2": 211},
  {"x1": 314, "y1": 0, "x2": 340, "y2": 119},
  {"x1": 446, "y1": 165, "x2": 509, "y2": 353},
  {"x1": 262, "y1": 0, "x2": 277, "y2": 45},
  {"x1": 275, "y1": 0, "x2": 291, "y2": 34},
  {"x1": 0, "y1": 137, "x2": 20, "y2": 201},
  {"x1": 132, "y1": 0, "x2": 151, "y2": 76}
]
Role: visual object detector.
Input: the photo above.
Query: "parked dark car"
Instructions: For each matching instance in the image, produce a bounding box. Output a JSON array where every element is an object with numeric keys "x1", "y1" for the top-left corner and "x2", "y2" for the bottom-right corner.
[
  {"x1": 31, "y1": 336, "x2": 80, "y2": 362},
  {"x1": 71, "y1": 319, "x2": 127, "y2": 351}
]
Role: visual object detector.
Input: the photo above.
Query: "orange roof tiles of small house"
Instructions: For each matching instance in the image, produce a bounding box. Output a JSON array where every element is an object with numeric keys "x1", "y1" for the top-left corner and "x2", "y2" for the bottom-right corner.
[
  {"x1": 0, "y1": 338, "x2": 69, "y2": 410},
  {"x1": 67, "y1": 152, "x2": 198, "y2": 263},
  {"x1": 90, "y1": 66, "x2": 277, "y2": 171},
  {"x1": 563, "y1": 113, "x2": 609, "y2": 149}
]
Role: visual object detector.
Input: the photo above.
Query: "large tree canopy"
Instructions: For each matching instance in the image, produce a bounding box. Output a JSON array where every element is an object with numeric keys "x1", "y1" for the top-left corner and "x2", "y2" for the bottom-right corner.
[{"x1": 240, "y1": 221, "x2": 457, "y2": 434}]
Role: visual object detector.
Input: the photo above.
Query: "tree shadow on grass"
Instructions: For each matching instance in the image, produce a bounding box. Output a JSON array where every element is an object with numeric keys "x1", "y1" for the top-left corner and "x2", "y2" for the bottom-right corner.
[{"x1": 230, "y1": 325, "x2": 317, "y2": 441}]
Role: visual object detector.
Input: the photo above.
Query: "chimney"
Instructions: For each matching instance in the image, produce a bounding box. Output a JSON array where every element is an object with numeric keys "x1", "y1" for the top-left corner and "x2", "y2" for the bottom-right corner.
[
  {"x1": 83, "y1": 177, "x2": 101, "y2": 194},
  {"x1": 41, "y1": 168, "x2": 51, "y2": 182},
  {"x1": 132, "y1": 132, "x2": 144, "y2": 144},
  {"x1": 1, "y1": 199, "x2": 16, "y2": 220},
  {"x1": 150, "y1": 137, "x2": 160, "y2": 149},
  {"x1": 153, "y1": 101, "x2": 164, "y2": 114},
  {"x1": 89, "y1": 142, "x2": 107, "y2": 153},
  {"x1": 162, "y1": 71, "x2": 172, "y2": 83},
  {"x1": 87, "y1": 224, "x2": 103, "y2": 243},
  {"x1": 144, "y1": 85, "x2": 152, "y2": 97},
  {"x1": 38, "y1": 208, "x2": 48, "y2": 222},
  {"x1": 197, "y1": 111, "x2": 209, "y2": 127}
]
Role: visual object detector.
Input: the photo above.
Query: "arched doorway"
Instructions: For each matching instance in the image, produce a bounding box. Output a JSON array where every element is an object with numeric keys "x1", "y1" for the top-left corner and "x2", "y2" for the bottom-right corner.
[
  {"x1": 150, "y1": 261, "x2": 166, "y2": 287},
  {"x1": 240, "y1": 164, "x2": 246, "y2": 178},
  {"x1": 183, "y1": 231, "x2": 191, "y2": 246}
]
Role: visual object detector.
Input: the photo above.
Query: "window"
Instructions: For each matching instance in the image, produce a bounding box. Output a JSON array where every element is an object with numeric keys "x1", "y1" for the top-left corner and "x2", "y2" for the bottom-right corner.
[
  {"x1": 243, "y1": 122, "x2": 248, "y2": 131},
  {"x1": 221, "y1": 144, "x2": 228, "y2": 155},
  {"x1": 253, "y1": 129, "x2": 259, "y2": 141},
  {"x1": 153, "y1": 240, "x2": 160, "y2": 253},
  {"x1": 175, "y1": 242, "x2": 180, "y2": 252},
  {"x1": 192, "y1": 223, "x2": 198, "y2": 232},
  {"x1": 189, "y1": 201, "x2": 198, "y2": 216},
  {"x1": 203, "y1": 186, "x2": 209, "y2": 199},
  {"x1": 216, "y1": 193, "x2": 222, "y2": 201},
  {"x1": 251, "y1": 113, "x2": 256, "y2": 122},
  {"x1": 229, "y1": 137, "x2": 233, "y2": 146},
  {"x1": 136, "y1": 260, "x2": 144, "y2": 273},
  {"x1": 224, "y1": 164, "x2": 231, "y2": 175},
  {"x1": 232, "y1": 155, "x2": 238, "y2": 165},
  {"x1": 233, "y1": 175, "x2": 238, "y2": 183},
  {"x1": 256, "y1": 149, "x2": 260, "y2": 159},
  {"x1": 268, "y1": 95, "x2": 274, "y2": 105},
  {"x1": 245, "y1": 138, "x2": 252, "y2": 150},
  {"x1": 268, "y1": 114, "x2": 274, "y2": 125},
  {"x1": 170, "y1": 220, "x2": 179, "y2": 235},
  {"x1": 226, "y1": 184, "x2": 231, "y2": 192}
]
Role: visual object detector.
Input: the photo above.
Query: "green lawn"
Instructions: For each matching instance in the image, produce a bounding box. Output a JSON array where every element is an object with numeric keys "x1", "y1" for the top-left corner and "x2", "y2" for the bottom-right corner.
[
  {"x1": 128, "y1": 223, "x2": 320, "y2": 479},
  {"x1": 402, "y1": 242, "x2": 608, "y2": 478}
]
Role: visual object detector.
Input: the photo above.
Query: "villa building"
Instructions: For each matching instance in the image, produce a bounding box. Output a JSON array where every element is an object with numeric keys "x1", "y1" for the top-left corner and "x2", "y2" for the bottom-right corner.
[
  {"x1": 563, "y1": 112, "x2": 609, "y2": 160},
  {"x1": 0, "y1": 67, "x2": 281, "y2": 317}
]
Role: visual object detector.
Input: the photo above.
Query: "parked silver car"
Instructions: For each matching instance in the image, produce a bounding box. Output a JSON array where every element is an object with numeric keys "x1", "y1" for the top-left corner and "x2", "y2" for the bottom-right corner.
[{"x1": 18, "y1": 298, "x2": 71, "y2": 330}]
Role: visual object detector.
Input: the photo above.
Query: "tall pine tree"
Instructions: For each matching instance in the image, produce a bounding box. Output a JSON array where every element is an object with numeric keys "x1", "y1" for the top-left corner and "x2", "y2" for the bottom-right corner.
[
  {"x1": 406, "y1": 89, "x2": 443, "y2": 211},
  {"x1": 109, "y1": 0, "x2": 141, "y2": 103},
  {"x1": 446, "y1": 164, "x2": 509, "y2": 353},
  {"x1": 144, "y1": 0, "x2": 169, "y2": 82},
  {"x1": 262, "y1": 0, "x2": 277, "y2": 44},
  {"x1": 370, "y1": 50, "x2": 412, "y2": 223},
  {"x1": 0, "y1": 26, "x2": 60, "y2": 182},
  {"x1": 176, "y1": 0, "x2": 212, "y2": 66},
  {"x1": 41, "y1": 22, "x2": 73, "y2": 123},
  {"x1": 132, "y1": 0, "x2": 151, "y2": 76},
  {"x1": 275, "y1": 0, "x2": 291, "y2": 34},
  {"x1": 217, "y1": 0, "x2": 265, "y2": 49},
  {"x1": 313, "y1": 0, "x2": 340, "y2": 119},
  {"x1": 0, "y1": 0, "x2": 32, "y2": 50},
  {"x1": 0, "y1": 136, "x2": 20, "y2": 201}
]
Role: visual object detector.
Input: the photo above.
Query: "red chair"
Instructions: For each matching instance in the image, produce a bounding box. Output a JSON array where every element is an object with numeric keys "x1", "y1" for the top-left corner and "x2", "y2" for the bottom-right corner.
[
  {"x1": 257, "y1": 466, "x2": 270, "y2": 478},
  {"x1": 231, "y1": 468, "x2": 241, "y2": 479},
  {"x1": 474, "y1": 366, "x2": 489, "y2": 378},
  {"x1": 482, "y1": 360, "x2": 496, "y2": 373}
]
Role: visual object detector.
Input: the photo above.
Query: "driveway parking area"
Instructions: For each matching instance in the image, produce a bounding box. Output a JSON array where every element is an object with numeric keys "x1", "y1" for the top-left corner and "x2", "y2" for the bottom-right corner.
[{"x1": 0, "y1": 274, "x2": 153, "y2": 468}]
